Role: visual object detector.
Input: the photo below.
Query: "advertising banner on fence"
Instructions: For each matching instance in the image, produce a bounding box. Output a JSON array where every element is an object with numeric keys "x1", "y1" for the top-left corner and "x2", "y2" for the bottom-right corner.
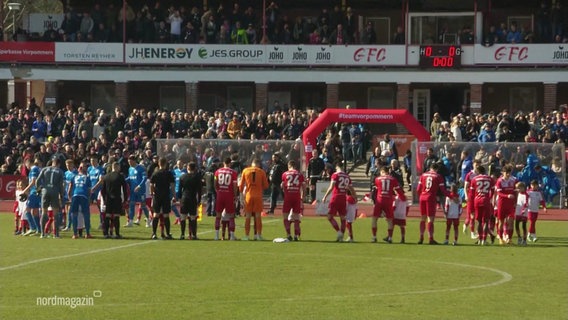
[
  {"x1": 0, "y1": 42, "x2": 55, "y2": 63},
  {"x1": 27, "y1": 13, "x2": 64, "y2": 34},
  {"x1": 474, "y1": 44, "x2": 568, "y2": 65},
  {"x1": 0, "y1": 175, "x2": 20, "y2": 199},
  {"x1": 55, "y1": 43, "x2": 123, "y2": 63},
  {"x1": 125, "y1": 44, "x2": 406, "y2": 66}
]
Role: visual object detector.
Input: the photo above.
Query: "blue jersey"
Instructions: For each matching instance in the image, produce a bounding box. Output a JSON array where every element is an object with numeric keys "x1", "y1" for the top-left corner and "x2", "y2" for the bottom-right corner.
[
  {"x1": 29, "y1": 165, "x2": 41, "y2": 194},
  {"x1": 173, "y1": 168, "x2": 187, "y2": 194},
  {"x1": 128, "y1": 164, "x2": 147, "y2": 193},
  {"x1": 71, "y1": 174, "x2": 91, "y2": 198},
  {"x1": 64, "y1": 169, "x2": 78, "y2": 200},
  {"x1": 88, "y1": 165, "x2": 105, "y2": 193}
]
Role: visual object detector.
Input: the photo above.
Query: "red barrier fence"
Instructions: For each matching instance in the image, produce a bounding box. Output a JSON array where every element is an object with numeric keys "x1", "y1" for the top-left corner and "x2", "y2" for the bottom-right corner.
[{"x1": 0, "y1": 175, "x2": 21, "y2": 199}]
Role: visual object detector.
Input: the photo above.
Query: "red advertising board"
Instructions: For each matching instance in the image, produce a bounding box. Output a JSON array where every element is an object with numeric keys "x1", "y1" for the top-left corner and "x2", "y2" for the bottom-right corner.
[
  {"x1": 0, "y1": 42, "x2": 55, "y2": 63},
  {"x1": 0, "y1": 175, "x2": 20, "y2": 199}
]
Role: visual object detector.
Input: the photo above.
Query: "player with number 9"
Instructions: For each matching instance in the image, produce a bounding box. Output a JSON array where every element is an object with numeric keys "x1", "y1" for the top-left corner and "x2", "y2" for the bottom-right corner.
[{"x1": 214, "y1": 158, "x2": 238, "y2": 240}]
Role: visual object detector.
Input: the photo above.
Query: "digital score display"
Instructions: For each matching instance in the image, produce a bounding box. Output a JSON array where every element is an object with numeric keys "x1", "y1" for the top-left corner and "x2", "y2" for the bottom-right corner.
[{"x1": 419, "y1": 45, "x2": 462, "y2": 69}]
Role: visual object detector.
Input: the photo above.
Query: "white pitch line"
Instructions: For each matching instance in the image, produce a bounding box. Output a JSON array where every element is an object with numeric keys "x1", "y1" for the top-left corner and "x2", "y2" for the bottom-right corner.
[
  {"x1": 0, "y1": 218, "x2": 281, "y2": 272},
  {"x1": 93, "y1": 257, "x2": 513, "y2": 308}
]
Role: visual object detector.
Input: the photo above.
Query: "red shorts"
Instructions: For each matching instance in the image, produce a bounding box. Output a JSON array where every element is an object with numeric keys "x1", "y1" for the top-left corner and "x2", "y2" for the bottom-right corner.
[
  {"x1": 328, "y1": 198, "x2": 347, "y2": 217},
  {"x1": 215, "y1": 195, "x2": 236, "y2": 214},
  {"x1": 373, "y1": 199, "x2": 394, "y2": 219},
  {"x1": 282, "y1": 196, "x2": 302, "y2": 214},
  {"x1": 515, "y1": 215, "x2": 528, "y2": 222},
  {"x1": 497, "y1": 203, "x2": 515, "y2": 220},
  {"x1": 466, "y1": 198, "x2": 474, "y2": 215},
  {"x1": 446, "y1": 218, "x2": 460, "y2": 225},
  {"x1": 474, "y1": 203, "x2": 491, "y2": 221},
  {"x1": 419, "y1": 198, "x2": 437, "y2": 217},
  {"x1": 393, "y1": 218, "x2": 406, "y2": 226}
]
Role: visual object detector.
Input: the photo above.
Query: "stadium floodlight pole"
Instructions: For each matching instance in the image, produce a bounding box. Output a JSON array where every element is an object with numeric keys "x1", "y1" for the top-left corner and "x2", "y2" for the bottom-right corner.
[
  {"x1": 261, "y1": 0, "x2": 267, "y2": 44},
  {"x1": 122, "y1": 0, "x2": 126, "y2": 63},
  {"x1": 7, "y1": 2, "x2": 22, "y2": 37}
]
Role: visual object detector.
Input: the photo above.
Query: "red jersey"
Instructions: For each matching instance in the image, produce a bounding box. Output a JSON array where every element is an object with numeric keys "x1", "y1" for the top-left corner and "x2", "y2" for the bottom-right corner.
[
  {"x1": 282, "y1": 169, "x2": 305, "y2": 198},
  {"x1": 374, "y1": 175, "x2": 405, "y2": 201},
  {"x1": 417, "y1": 170, "x2": 449, "y2": 199},
  {"x1": 470, "y1": 174, "x2": 494, "y2": 204},
  {"x1": 214, "y1": 167, "x2": 238, "y2": 196},
  {"x1": 464, "y1": 171, "x2": 478, "y2": 196},
  {"x1": 330, "y1": 171, "x2": 351, "y2": 199},
  {"x1": 495, "y1": 176, "x2": 517, "y2": 206}
]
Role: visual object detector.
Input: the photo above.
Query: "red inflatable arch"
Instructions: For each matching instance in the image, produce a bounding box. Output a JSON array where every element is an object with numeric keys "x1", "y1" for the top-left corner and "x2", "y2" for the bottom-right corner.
[{"x1": 302, "y1": 108, "x2": 431, "y2": 166}]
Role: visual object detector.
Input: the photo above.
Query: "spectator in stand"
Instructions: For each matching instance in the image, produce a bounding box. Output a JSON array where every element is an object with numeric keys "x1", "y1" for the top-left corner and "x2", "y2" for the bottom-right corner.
[
  {"x1": 506, "y1": 23, "x2": 523, "y2": 43},
  {"x1": 360, "y1": 22, "x2": 377, "y2": 44},
  {"x1": 182, "y1": 21, "x2": 198, "y2": 43},
  {"x1": 168, "y1": 8, "x2": 183, "y2": 43},
  {"x1": 79, "y1": 12, "x2": 95, "y2": 39},
  {"x1": 329, "y1": 24, "x2": 349, "y2": 44},
  {"x1": 392, "y1": 26, "x2": 405, "y2": 44},
  {"x1": 203, "y1": 13, "x2": 217, "y2": 43},
  {"x1": 478, "y1": 123, "x2": 496, "y2": 143},
  {"x1": 536, "y1": 1, "x2": 552, "y2": 43},
  {"x1": 460, "y1": 25, "x2": 474, "y2": 44},
  {"x1": 31, "y1": 113, "x2": 47, "y2": 143},
  {"x1": 231, "y1": 21, "x2": 249, "y2": 44}
]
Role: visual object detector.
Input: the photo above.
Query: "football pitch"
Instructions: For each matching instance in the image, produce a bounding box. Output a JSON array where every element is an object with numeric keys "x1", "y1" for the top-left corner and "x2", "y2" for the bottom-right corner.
[{"x1": 1, "y1": 213, "x2": 567, "y2": 320}]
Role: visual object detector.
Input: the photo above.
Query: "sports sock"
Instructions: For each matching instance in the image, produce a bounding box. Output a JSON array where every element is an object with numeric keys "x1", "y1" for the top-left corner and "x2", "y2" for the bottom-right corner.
[
  {"x1": 103, "y1": 217, "x2": 111, "y2": 235},
  {"x1": 164, "y1": 217, "x2": 171, "y2": 235},
  {"x1": 113, "y1": 216, "x2": 120, "y2": 236},
  {"x1": 453, "y1": 221, "x2": 459, "y2": 241},
  {"x1": 346, "y1": 222, "x2": 353, "y2": 237},
  {"x1": 255, "y1": 215, "x2": 262, "y2": 235},
  {"x1": 387, "y1": 227, "x2": 393, "y2": 239},
  {"x1": 401, "y1": 226, "x2": 406, "y2": 239},
  {"x1": 128, "y1": 201, "x2": 136, "y2": 221},
  {"x1": 294, "y1": 220, "x2": 301, "y2": 237},
  {"x1": 328, "y1": 217, "x2": 339, "y2": 231},
  {"x1": 137, "y1": 207, "x2": 142, "y2": 221},
  {"x1": 222, "y1": 221, "x2": 228, "y2": 238},
  {"x1": 372, "y1": 226, "x2": 377, "y2": 237},
  {"x1": 445, "y1": 221, "x2": 451, "y2": 240},
  {"x1": 34, "y1": 214, "x2": 41, "y2": 232},
  {"x1": 427, "y1": 221, "x2": 433, "y2": 240},
  {"x1": 190, "y1": 219, "x2": 197, "y2": 238},
  {"x1": 215, "y1": 217, "x2": 221, "y2": 230},
  {"x1": 180, "y1": 219, "x2": 186, "y2": 236},
  {"x1": 229, "y1": 217, "x2": 235, "y2": 232},
  {"x1": 72, "y1": 213, "x2": 78, "y2": 235},
  {"x1": 245, "y1": 217, "x2": 251, "y2": 236},
  {"x1": 419, "y1": 221, "x2": 426, "y2": 239},
  {"x1": 340, "y1": 219, "x2": 346, "y2": 234},
  {"x1": 152, "y1": 217, "x2": 159, "y2": 235},
  {"x1": 284, "y1": 219, "x2": 291, "y2": 235}
]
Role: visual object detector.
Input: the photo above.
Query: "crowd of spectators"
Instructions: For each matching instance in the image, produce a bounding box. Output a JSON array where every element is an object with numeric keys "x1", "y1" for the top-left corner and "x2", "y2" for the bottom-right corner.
[
  {"x1": 422, "y1": 107, "x2": 567, "y2": 206},
  {"x1": 480, "y1": 1, "x2": 568, "y2": 45},
  {"x1": 0, "y1": 97, "x2": 566, "y2": 205},
  {"x1": 0, "y1": 100, "x2": 323, "y2": 178},
  {"x1": 14, "y1": 2, "x2": 382, "y2": 45}
]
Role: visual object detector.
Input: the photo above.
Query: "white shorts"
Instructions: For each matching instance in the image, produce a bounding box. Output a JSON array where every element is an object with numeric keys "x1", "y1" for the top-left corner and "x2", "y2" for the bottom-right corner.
[
  {"x1": 346, "y1": 204, "x2": 357, "y2": 223},
  {"x1": 287, "y1": 212, "x2": 302, "y2": 221}
]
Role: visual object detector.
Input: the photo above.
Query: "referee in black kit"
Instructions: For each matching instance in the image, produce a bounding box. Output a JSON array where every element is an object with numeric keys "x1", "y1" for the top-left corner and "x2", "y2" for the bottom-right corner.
[
  {"x1": 150, "y1": 157, "x2": 176, "y2": 240},
  {"x1": 178, "y1": 162, "x2": 203, "y2": 240},
  {"x1": 100, "y1": 162, "x2": 129, "y2": 239}
]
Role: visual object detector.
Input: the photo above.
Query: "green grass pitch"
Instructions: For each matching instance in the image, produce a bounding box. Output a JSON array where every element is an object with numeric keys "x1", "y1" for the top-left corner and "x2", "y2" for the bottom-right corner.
[{"x1": 1, "y1": 213, "x2": 567, "y2": 320}]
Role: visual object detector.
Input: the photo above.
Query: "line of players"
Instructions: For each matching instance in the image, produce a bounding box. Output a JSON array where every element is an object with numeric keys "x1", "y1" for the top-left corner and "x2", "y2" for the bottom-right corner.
[
  {"x1": 13, "y1": 155, "x2": 547, "y2": 244},
  {"x1": 414, "y1": 161, "x2": 546, "y2": 246}
]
